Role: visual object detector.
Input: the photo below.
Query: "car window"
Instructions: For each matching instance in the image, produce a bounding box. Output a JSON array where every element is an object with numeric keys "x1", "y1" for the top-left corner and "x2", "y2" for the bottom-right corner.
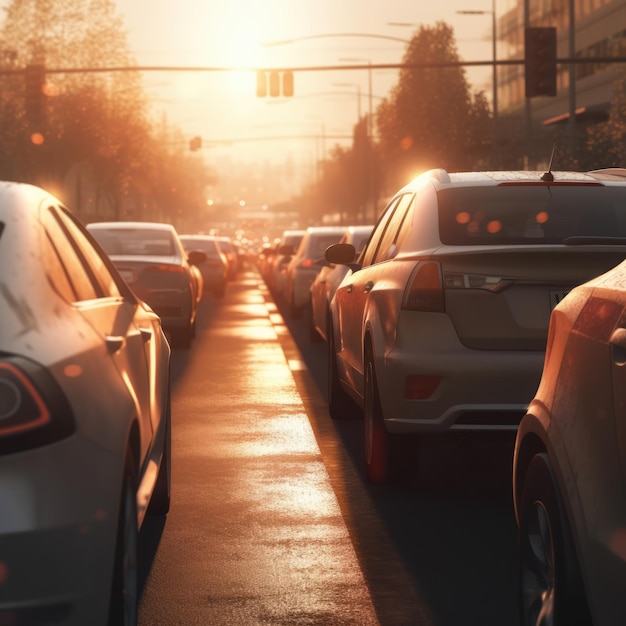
[
  {"x1": 181, "y1": 237, "x2": 220, "y2": 257},
  {"x1": 90, "y1": 227, "x2": 176, "y2": 256},
  {"x1": 309, "y1": 234, "x2": 344, "y2": 259},
  {"x1": 360, "y1": 196, "x2": 402, "y2": 267},
  {"x1": 371, "y1": 193, "x2": 414, "y2": 264},
  {"x1": 437, "y1": 185, "x2": 626, "y2": 245},
  {"x1": 42, "y1": 207, "x2": 100, "y2": 302},
  {"x1": 54, "y1": 208, "x2": 123, "y2": 299}
]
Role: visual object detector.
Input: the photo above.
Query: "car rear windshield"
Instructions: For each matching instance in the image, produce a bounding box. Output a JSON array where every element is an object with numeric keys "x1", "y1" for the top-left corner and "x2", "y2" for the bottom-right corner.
[
  {"x1": 180, "y1": 238, "x2": 221, "y2": 257},
  {"x1": 91, "y1": 228, "x2": 175, "y2": 256},
  {"x1": 308, "y1": 235, "x2": 344, "y2": 258},
  {"x1": 437, "y1": 185, "x2": 626, "y2": 245}
]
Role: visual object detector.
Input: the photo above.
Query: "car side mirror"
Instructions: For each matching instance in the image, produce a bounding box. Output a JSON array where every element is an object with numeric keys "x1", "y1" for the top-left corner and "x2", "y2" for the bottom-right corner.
[
  {"x1": 187, "y1": 250, "x2": 207, "y2": 266},
  {"x1": 325, "y1": 243, "x2": 360, "y2": 271}
]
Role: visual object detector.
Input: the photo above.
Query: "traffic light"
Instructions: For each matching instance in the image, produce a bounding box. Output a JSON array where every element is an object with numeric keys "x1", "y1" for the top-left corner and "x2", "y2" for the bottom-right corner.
[
  {"x1": 282, "y1": 71, "x2": 294, "y2": 97},
  {"x1": 525, "y1": 27, "x2": 557, "y2": 98},
  {"x1": 256, "y1": 71, "x2": 294, "y2": 97},
  {"x1": 256, "y1": 71, "x2": 267, "y2": 97},
  {"x1": 24, "y1": 64, "x2": 46, "y2": 126},
  {"x1": 269, "y1": 71, "x2": 280, "y2": 97},
  {"x1": 189, "y1": 136, "x2": 202, "y2": 151}
]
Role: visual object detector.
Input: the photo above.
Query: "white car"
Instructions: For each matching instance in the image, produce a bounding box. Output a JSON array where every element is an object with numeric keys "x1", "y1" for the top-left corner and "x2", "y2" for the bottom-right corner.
[
  {"x1": 284, "y1": 225, "x2": 346, "y2": 319},
  {"x1": 309, "y1": 224, "x2": 373, "y2": 342},
  {"x1": 326, "y1": 168, "x2": 626, "y2": 484},
  {"x1": 0, "y1": 182, "x2": 171, "y2": 625},
  {"x1": 513, "y1": 256, "x2": 626, "y2": 626}
]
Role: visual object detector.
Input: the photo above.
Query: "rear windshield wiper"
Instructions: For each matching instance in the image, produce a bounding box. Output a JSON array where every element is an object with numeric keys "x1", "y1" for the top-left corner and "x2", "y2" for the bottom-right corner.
[{"x1": 563, "y1": 236, "x2": 626, "y2": 246}]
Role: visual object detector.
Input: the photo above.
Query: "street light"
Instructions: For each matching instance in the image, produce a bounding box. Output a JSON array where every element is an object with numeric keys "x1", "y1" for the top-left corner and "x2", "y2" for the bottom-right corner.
[
  {"x1": 338, "y1": 57, "x2": 373, "y2": 140},
  {"x1": 457, "y1": 1, "x2": 498, "y2": 164},
  {"x1": 262, "y1": 32, "x2": 410, "y2": 47}
]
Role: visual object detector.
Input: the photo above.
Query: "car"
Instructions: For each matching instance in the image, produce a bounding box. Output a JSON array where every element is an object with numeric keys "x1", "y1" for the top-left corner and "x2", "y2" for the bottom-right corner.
[
  {"x1": 512, "y1": 256, "x2": 626, "y2": 626},
  {"x1": 325, "y1": 167, "x2": 626, "y2": 484},
  {"x1": 214, "y1": 235, "x2": 239, "y2": 280},
  {"x1": 179, "y1": 233, "x2": 228, "y2": 298},
  {"x1": 0, "y1": 181, "x2": 172, "y2": 625},
  {"x1": 284, "y1": 225, "x2": 346, "y2": 319},
  {"x1": 87, "y1": 221, "x2": 205, "y2": 348},
  {"x1": 309, "y1": 224, "x2": 373, "y2": 342},
  {"x1": 268, "y1": 229, "x2": 306, "y2": 298}
]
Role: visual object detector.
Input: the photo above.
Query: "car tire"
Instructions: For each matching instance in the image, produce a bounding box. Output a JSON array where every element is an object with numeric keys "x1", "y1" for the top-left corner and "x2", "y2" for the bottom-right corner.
[
  {"x1": 327, "y1": 322, "x2": 360, "y2": 420},
  {"x1": 518, "y1": 452, "x2": 591, "y2": 626},
  {"x1": 148, "y1": 393, "x2": 171, "y2": 516},
  {"x1": 174, "y1": 323, "x2": 193, "y2": 349},
  {"x1": 309, "y1": 300, "x2": 324, "y2": 343},
  {"x1": 289, "y1": 294, "x2": 302, "y2": 320},
  {"x1": 108, "y1": 449, "x2": 139, "y2": 626},
  {"x1": 363, "y1": 350, "x2": 418, "y2": 485}
]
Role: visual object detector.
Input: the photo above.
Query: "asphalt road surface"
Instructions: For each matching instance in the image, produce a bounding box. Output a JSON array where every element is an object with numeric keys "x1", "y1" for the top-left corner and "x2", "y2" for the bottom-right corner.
[{"x1": 138, "y1": 267, "x2": 520, "y2": 626}]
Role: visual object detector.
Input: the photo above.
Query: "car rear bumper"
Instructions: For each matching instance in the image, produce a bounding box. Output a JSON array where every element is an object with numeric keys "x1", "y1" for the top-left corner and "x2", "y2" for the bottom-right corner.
[
  {"x1": 0, "y1": 437, "x2": 120, "y2": 625},
  {"x1": 377, "y1": 332, "x2": 544, "y2": 433}
]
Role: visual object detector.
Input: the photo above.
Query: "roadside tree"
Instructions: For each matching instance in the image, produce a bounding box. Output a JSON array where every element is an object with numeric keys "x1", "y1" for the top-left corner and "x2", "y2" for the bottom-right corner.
[{"x1": 376, "y1": 22, "x2": 492, "y2": 193}]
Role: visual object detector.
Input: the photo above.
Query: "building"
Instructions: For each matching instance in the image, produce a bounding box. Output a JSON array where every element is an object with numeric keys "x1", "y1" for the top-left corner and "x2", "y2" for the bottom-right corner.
[{"x1": 496, "y1": 0, "x2": 626, "y2": 167}]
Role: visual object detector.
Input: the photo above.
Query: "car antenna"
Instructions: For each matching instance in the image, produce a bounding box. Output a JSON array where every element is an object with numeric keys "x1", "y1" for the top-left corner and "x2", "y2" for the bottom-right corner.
[{"x1": 541, "y1": 144, "x2": 556, "y2": 182}]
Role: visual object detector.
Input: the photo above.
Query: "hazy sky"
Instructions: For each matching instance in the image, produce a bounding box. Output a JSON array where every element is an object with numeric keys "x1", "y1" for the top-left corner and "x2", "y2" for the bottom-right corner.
[
  {"x1": 111, "y1": 0, "x2": 496, "y2": 162},
  {"x1": 0, "y1": 1, "x2": 497, "y2": 178}
]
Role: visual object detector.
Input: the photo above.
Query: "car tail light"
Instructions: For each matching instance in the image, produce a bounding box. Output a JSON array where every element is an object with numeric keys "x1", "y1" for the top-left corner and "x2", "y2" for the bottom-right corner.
[
  {"x1": 405, "y1": 375, "x2": 442, "y2": 400},
  {"x1": 0, "y1": 359, "x2": 75, "y2": 455},
  {"x1": 0, "y1": 363, "x2": 50, "y2": 436},
  {"x1": 403, "y1": 261, "x2": 445, "y2": 312}
]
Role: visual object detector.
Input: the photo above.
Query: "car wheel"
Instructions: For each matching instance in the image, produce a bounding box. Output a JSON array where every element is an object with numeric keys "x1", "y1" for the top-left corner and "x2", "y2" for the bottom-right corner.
[
  {"x1": 363, "y1": 351, "x2": 418, "y2": 485},
  {"x1": 309, "y1": 299, "x2": 323, "y2": 343},
  {"x1": 518, "y1": 453, "x2": 591, "y2": 626},
  {"x1": 148, "y1": 393, "x2": 171, "y2": 516},
  {"x1": 327, "y1": 322, "x2": 360, "y2": 420},
  {"x1": 108, "y1": 450, "x2": 139, "y2": 626},
  {"x1": 174, "y1": 324, "x2": 193, "y2": 349},
  {"x1": 289, "y1": 294, "x2": 302, "y2": 320}
]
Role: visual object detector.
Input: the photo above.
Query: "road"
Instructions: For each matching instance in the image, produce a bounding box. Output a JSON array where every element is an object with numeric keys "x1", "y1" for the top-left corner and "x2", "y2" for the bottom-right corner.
[{"x1": 138, "y1": 267, "x2": 520, "y2": 626}]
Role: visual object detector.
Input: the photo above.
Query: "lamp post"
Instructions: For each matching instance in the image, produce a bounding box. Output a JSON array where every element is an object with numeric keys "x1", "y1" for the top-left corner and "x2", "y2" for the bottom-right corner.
[
  {"x1": 338, "y1": 57, "x2": 373, "y2": 140},
  {"x1": 457, "y1": 1, "x2": 498, "y2": 165}
]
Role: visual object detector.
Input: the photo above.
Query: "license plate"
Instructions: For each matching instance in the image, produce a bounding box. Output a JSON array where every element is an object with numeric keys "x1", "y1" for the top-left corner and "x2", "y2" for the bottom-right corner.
[{"x1": 550, "y1": 289, "x2": 570, "y2": 309}]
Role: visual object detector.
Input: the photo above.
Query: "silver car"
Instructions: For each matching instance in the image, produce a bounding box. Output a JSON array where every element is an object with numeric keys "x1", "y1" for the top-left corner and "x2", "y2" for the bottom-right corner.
[
  {"x1": 284, "y1": 225, "x2": 346, "y2": 319},
  {"x1": 326, "y1": 168, "x2": 626, "y2": 484},
  {"x1": 0, "y1": 182, "x2": 171, "y2": 625},
  {"x1": 87, "y1": 221, "x2": 205, "y2": 348},
  {"x1": 309, "y1": 224, "x2": 373, "y2": 343}
]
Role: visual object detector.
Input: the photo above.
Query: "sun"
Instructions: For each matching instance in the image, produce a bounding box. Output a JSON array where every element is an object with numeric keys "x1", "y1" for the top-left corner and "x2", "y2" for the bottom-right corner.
[{"x1": 219, "y1": 24, "x2": 266, "y2": 95}]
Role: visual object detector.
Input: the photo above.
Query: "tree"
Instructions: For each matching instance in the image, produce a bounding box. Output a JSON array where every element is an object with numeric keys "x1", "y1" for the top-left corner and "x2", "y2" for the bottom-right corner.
[
  {"x1": 0, "y1": 0, "x2": 214, "y2": 224},
  {"x1": 584, "y1": 72, "x2": 626, "y2": 169},
  {"x1": 376, "y1": 22, "x2": 491, "y2": 192}
]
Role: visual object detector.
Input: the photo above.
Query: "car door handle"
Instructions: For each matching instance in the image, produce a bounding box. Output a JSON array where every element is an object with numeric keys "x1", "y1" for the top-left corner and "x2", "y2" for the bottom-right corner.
[
  {"x1": 610, "y1": 327, "x2": 626, "y2": 365},
  {"x1": 105, "y1": 335, "x2": 125, "y2": 354},
  {"x1": 364, "y1": 281, "x2": 374, "y2": 293}
]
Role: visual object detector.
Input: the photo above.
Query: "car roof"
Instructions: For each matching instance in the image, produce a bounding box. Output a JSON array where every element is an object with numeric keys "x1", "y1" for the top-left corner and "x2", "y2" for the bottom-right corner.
[
  {"x1": 400, "y1": 168, "x2": 626, "y2": 193},
  {"x1": 87, "y1": 221, "x2": 177, "y2": 231}
]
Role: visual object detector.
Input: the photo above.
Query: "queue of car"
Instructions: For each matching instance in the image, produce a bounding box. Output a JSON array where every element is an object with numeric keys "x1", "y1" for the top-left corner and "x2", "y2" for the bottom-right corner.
[
  {"x1": 87, "y1": 221, "x2": 205, "y2": 349},
  {"x1": 5, "y1": 165, "x2": 626, "y2": 625},
  {"x1": 313, "y1": 167, "x2": 626, "y2": 626}
]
